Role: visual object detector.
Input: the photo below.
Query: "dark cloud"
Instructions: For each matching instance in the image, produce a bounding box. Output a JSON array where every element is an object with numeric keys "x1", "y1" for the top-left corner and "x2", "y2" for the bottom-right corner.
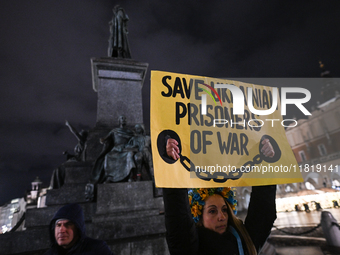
[{"x1": 0, "y1": 0, "x2": 340, "y2": 205}]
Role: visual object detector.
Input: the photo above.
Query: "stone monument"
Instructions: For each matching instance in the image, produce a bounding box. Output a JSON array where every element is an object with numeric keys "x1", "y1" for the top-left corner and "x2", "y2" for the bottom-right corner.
[
  {"x1": 108, "y1": 5, "x2": 131, "y2": 59},
  {"x1": 91, "y1": 57, "x2": 147, "y2": 128},
  {"x1": 0, "y1": 6, "x2": 168, "y2": 255}
]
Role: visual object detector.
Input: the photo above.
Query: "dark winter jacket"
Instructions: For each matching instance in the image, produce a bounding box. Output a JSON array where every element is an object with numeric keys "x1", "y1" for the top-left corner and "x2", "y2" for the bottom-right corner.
[
  {"x1": 163, "y1": 185, "x2": 277, "y2": 255},
  {"x1": 44, "y1": 203, "x2": 113, "y2": 255}
]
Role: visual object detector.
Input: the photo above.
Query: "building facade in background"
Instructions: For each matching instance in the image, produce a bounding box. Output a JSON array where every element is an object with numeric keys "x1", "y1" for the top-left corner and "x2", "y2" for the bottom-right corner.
[
  {"x1": 275, "y1": 67, "x2": 340, "y2": 212},
  {"x1": 0, "y1": 198, "x2": 26, "y2": 234},
  {"x1": 284, "y1": 69, "x2": 340, "y2": 193},
  {"x1": 0, "y1": 176, "x2": 47, "y2": 234},
  {"x1": 285, "y1": 94, "x2": 340, "y2": 192}
]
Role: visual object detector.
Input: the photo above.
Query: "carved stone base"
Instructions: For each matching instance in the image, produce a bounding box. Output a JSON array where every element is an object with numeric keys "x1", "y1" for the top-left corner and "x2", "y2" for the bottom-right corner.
[{"x1": 91, "y1": 57, "x2": 148, "y2": 128}]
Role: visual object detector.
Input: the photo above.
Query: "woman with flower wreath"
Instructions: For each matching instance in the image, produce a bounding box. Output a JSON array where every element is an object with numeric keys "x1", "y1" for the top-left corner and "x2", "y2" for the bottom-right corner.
[{"x1": 163, "y1": 138, "x2": 277, "y2": 255}]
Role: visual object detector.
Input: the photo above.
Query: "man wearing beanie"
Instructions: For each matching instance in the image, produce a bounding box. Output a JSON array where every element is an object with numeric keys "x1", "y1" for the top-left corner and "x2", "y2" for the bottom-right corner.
[{"x1": 44, "y1": 203, "x2": 113, "y2": 255}]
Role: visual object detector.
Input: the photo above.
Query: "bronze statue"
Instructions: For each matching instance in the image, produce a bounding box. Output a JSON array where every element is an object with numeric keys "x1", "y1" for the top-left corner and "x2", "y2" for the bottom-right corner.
[
  {"x1": 85, "y1": 117, "x2": 154, "y2": 201},
  {"x1": 50, "y1": 121, "x2": 88, "y2": 190},
  {"x1": 90, "y1": 116, "x2": 136, "y2": 184},
  {"x1": 65, "y1": 120, "x2": 88, "y2": 161},
  {"x1": 108, "y1": 5, "x2": 131, "y2": 58},
  {"x1": 127, "y1": 124, "x2": 153, "y2": 181}
]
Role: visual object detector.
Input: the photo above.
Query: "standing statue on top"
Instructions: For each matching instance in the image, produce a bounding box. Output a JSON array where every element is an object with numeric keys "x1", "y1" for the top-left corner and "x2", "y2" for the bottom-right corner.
[{"x1": 108, "y1": 5, "x2": 131, "y2": 58}]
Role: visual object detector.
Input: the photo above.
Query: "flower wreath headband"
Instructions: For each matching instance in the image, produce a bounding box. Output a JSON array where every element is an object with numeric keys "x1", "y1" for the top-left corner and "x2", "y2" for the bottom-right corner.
[{"x1": 188, "y1": 187, "x2": 237, "y2": 223}]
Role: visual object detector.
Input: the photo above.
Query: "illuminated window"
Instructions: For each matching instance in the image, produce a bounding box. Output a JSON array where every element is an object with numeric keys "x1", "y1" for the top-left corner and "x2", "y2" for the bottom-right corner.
[
  {"x1": 318, "y1": 144, "x2": 327, "y2": 156},
  {"x1": 285, "y1": 185, "x2": 293, "y2": 192},
  {"x1": 305, "y1": 181, "x2": 315, "y2": 190},
  {"x1": 299, "y1": 150, "x2": 306, "y2": 162},
  {"x1": 332, "y1": 179, "x2": 340, "y2": 188}
]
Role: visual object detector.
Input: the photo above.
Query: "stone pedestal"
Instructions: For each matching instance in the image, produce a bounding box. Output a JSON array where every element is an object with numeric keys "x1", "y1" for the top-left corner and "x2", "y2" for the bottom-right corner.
[
  {"x1": 96, "y1": 181, "x2": 162, "y2": 214},
  {"x1": 46, "y1": 161, "x2": 93, "y2": 205},
  {"x1": 91, "y1": 57, "x2": 148, "y2": 127},
  {"x1": 91, "y1": 182, "x2": 165, "y2": 242}
]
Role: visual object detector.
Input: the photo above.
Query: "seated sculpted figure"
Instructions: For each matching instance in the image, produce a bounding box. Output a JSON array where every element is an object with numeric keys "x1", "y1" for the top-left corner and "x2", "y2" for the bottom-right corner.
[
  {"x1": 90, "y1": 116, "x2": 137, "y2": 185},
  {"x1": 85, "y1": 117, "x2": 152, "y2": 201},
  {"x1": 126, "y1": 124, "x2": 153, "y2": 181}
]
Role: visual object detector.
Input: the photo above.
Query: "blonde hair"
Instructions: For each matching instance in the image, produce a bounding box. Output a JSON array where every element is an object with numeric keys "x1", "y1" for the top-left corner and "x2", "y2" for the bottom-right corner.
[{"x1": 225, "y1": 201, "x2": 257, "y2": 255}]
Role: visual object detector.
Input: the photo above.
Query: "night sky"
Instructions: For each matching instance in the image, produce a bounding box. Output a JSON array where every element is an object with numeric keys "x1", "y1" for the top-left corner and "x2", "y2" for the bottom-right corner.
[{"x1": 1, "y1": 0, "x2": 340, "y2": 205}]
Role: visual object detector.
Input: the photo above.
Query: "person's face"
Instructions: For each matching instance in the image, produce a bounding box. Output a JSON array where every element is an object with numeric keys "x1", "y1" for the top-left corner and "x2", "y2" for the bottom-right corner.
[
  {"x1": 55, "y1": 220, "x2": 78, "y2": 249},
  {"x1": 135, "y1": 125, "x2": 142, "y2": 134},
  {"x1": 202, "y1": 194, "x2": 229, "y2": 234},
  {"x1": 119, "y1": 116, "x2": 126, "y2": 126}
]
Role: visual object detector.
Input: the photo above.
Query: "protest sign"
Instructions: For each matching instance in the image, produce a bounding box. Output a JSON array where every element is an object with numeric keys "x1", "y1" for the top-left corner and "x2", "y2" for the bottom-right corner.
[{"x1": 151, "y1": 70, "x2": 303, "y2": 188}]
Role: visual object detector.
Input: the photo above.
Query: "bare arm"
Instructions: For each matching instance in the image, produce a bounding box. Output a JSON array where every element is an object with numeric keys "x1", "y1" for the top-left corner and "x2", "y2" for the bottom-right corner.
[{"x1": 65, "y1": 120, "x2": 82, "y2": 141}]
